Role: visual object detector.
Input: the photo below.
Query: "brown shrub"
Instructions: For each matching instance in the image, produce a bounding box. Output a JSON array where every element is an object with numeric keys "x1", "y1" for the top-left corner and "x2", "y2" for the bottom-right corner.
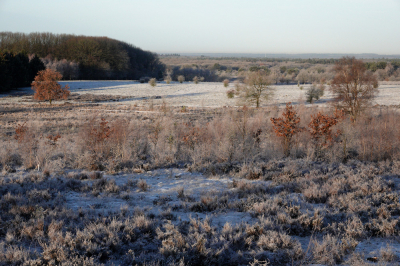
[
  {"x1": 271, "y1": 102, "x2": 304, "y2": 157},
  {"x1": 308, "y1": 109, "x2": 343, "y2": 158}
]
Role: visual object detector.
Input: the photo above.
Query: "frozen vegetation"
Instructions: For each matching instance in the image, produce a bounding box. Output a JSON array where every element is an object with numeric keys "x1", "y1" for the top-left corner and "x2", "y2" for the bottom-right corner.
[{"x1": 1, "y1": 81, "x2": 400, "y2": 265}]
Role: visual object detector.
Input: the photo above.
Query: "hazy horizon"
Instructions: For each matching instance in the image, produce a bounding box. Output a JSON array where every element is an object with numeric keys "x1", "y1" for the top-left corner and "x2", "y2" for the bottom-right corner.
[
  {"x1": 175, "y1": 52, "x2": 400, "y2": 59},
  {"x1": 1, "y1": 0, "x2": 399, "y2": 55}
]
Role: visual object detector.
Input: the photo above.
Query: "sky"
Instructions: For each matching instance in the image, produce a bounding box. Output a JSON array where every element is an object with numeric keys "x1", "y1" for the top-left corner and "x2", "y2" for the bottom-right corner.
[{"x1": 0, "y1": 0, "x2": 399, "y2": 54}]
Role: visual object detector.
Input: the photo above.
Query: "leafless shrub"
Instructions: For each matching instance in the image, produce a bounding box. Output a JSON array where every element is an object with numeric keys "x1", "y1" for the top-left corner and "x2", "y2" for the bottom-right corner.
[
  {"x1": 92, "y1": 177, "x2": 119, "y2": 193},
  {"x1": 0, "y1": 243, "x2": 34, "y2": 264},
  {"x1": 306, "y1": 84, "x2": 324, "y2": 103},
  {"x1": 164, "y1": 75, "x2": 172, "y2": 84},
  {"x1": 132, "y1": 214, "x2": 152, "y2": 230},
  {"x1": 40, "y1": 241, "x2": 67, "y2": 264},
  {"x1": 257, "y1": 230, "x2": 296, "y2": 251},
  {"x1": 27, "y1": 189, "x2": 51, "y2": 203},
  {"x1": 345, "y1": 216, "x2": 365, "y2": 239},
  {"x1": 14, "y1": 122, "x2": 38, "y2": 169},
  {"x1": 223, "y1": 79, "x2": 229, "y2": 87},
  {"x1": 380, "y1": 244, "x2": 397, "y2": 262},
  {"x1": 138, "y1": 179, "x2": 149, "y2": 191},
  {"x1": 156, "y1": 221, "x2": 186, "y2": 255},
  {"x1": 311, "y1": 234, "x2": 345, "y2": 265},
  {"x1": 177, "y1": 186, "x2": 185, "y2": 199},
  {"x1": 177, "y1": 75, "x2": 185, "y2": 83},
  {"x1": 226, "y1": 89, "x2": 235, "y2": 98},
  {"x1": 236, "y1": 180, "x2": 254, "y2": 190},
  {"x1": 149, "y1": 78, "x2": 157, "y2": 87},
  {"x1": 303, "y1": 182, "x2": 329, "y2": 203},
  {"x1": 89, "y1": 171, "x2": 103, "y2": 179}
]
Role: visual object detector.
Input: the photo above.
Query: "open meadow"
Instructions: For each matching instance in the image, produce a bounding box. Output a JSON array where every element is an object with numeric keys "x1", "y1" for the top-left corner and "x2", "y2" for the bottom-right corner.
[{"x1": 1, "y1": 81, "x2": 400, "y2": 265}]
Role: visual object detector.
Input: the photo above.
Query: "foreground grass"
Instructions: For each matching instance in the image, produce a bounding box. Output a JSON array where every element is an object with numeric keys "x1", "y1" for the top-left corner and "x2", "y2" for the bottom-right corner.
[{"x1": 1, "y1": 100, "x2": 400, "y2": 265}]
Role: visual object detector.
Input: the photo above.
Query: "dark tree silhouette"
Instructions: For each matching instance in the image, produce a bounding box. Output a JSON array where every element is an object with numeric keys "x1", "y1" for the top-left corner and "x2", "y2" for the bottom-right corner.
[
  {"x1": 0, "y1": 32, "x2": 165, "y2": 80},
  {"x1": 0, "y1": 51, "x2": 44, "y2": 93}
]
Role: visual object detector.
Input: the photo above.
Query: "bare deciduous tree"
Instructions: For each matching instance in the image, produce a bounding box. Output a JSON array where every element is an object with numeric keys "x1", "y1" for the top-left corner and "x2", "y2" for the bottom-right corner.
[
  {"x1": 236, "y1": 71, "x2": 274, "y2": 108},
  {"x1": 330, "y1": 57, "x2": 378, "y2": 120}
]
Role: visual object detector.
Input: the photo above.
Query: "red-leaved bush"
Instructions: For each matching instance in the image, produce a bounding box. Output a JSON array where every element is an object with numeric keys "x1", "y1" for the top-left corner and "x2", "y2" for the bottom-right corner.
[
  {"x1": 271, "y1": 102, "x2": 304, "y2": 157},
  {"x1": 308, "y1": 109, "x2": 344, "y2": 157}
]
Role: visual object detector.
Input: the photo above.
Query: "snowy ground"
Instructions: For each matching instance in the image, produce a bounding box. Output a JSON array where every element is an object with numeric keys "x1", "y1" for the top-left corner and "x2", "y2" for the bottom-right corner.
[
  {"x1": 61, "y1": 167, "x2": 400, "y2": 262},
  {"x1": 64, "y1": 168, "x2": 256, "y2": 228},
  {"x1": 3, "y1": 81, "x2": 400, "y2": 107}
]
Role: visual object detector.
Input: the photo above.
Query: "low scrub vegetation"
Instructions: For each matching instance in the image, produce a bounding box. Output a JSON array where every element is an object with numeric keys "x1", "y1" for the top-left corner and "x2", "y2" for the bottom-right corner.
[
  {"x1": 161, "y1": 55, "x2": 400, "y2": 89},
  {"x1": 1, "y1": 99, "x2": 400, "y2": 265}
]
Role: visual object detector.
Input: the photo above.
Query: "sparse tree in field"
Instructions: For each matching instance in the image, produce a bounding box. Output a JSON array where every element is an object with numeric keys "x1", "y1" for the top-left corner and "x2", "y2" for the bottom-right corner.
[
  {"x1": 330, "y1": 57, "x2": 378, "y2": 121},
  {"x1": 236, "y1": 71, "x2": 274, "y2": 108},
  {"x1": 178, "y1": 75, "x2": 185, "y2": 83},
  {"x1": 271, "y1": 102, "x2": 304, "y2": 157},
  {"x1": 31, "y1": 69, "x2": 70, "y2": 104},
  {"x1": 193, "y1": 76, "x2": 199, "y2": 84},
  {"x1": 164, "y1": 75, "x2": 172, "y2": 84},
  {"x1": 149, "y1": 78, "x2": 157, "y2": 87},
  {"x1": 270, "y1": 69, "x2": 280, "y2": 84},
  {"x1": 385, "y1": 63, "x2": 394, "y2": 77},
  {"x1": 306, "y1": 84, "x2": 324, "y2": 103},
  {"x1": 226, "y1": 89, "x2": 235, "y2": 98},
  {"x1": 223, "y1": 79, "x2": 229, "y2": 87}
]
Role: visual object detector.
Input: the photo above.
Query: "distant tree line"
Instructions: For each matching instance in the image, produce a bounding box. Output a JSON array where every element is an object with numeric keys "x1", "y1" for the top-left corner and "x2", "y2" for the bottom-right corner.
[
  {"x1": 170, "y1": 66, "x2": 217, "y2": 82},
  {"x1": 196, "y1": 57, "x2": 339, "y2": 64},
  {"x1": 0, "y1": 32, "x2": 165, "y2": 80},
  {"x1": 196, "y1": 56, "x2": 400, "y2": 67},
  {"x1": 0, "y1": 51, "x2": 45, "y2": 93},
  {"x1": 159, "y1": 54, "x2": 180, "y2": 57}
]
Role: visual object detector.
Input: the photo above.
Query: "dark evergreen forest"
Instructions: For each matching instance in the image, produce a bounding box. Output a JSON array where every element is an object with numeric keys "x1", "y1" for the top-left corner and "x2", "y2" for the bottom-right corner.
[
  {"x1": 0, "y1": 52, "x2": 45, "y2": 93},
  {"x1": 0, "y1": 32, "x2": 165, "y2": 82}
]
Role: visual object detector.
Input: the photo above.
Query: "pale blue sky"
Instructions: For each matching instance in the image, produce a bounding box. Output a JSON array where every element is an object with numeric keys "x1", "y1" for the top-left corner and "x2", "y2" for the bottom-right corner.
[{"x1": 1, "y1": 0, "x2": 399, "y2": 54}]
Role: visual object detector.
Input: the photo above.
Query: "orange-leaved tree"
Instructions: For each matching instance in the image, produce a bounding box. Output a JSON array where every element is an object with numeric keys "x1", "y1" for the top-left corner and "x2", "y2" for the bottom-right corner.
[
  {"x1": 32, "y1": 69, "x2": 70, "y2": 104},
  {"x1": 271, "y1": 102, "x2": 304, "y2": 157},
  {"x1": 308, "y1": 109, "x2": 344, "y2": 157}
]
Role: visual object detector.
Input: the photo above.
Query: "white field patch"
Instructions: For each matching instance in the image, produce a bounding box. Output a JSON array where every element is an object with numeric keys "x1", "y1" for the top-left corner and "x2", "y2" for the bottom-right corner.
[
  {"x1": 2, "y1": 81, "x2": 400, "y2": 107},
  {"x1": 58, "y1": 80, "x2": 400, "y2": 107}
]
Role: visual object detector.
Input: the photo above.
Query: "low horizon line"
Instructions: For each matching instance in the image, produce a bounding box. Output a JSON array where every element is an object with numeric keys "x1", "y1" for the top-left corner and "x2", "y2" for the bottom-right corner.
[{"x1": 157, "y1": 52, "x2": 400, "y2": 59}]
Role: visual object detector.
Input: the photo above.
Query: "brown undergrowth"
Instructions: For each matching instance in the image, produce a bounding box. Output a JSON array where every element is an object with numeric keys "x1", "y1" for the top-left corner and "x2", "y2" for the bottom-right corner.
[{"x1": 1, "y1": 102, "x2": 400, "y2": 265}]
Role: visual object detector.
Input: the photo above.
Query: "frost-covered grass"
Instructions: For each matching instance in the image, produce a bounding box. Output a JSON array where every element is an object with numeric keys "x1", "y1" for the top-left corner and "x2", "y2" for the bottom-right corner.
[
  {"x1": 1, "y1": 95, "x2": 400, "y2": 265},
  {"x1": 1, "y1": 160, "x2": 400, "y2": 265}
]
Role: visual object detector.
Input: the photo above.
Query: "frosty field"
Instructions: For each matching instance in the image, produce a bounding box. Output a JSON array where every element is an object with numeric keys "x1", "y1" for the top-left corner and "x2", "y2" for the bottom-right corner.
[
  {"x1": 60, "y1": 81, "x2": 400, "y2": 107},
  {"x1": 3, "y1": 80, "x2": 400, "y2": 108},
  {"x1": 1, "y1": 81, "x2": 400, "y2": 265}
]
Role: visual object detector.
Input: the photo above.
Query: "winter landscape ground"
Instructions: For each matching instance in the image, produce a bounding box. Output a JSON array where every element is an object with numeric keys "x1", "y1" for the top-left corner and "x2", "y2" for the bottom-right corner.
[{"x1": 1, "y1": 81, "x2": 400, "y2": 265}]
